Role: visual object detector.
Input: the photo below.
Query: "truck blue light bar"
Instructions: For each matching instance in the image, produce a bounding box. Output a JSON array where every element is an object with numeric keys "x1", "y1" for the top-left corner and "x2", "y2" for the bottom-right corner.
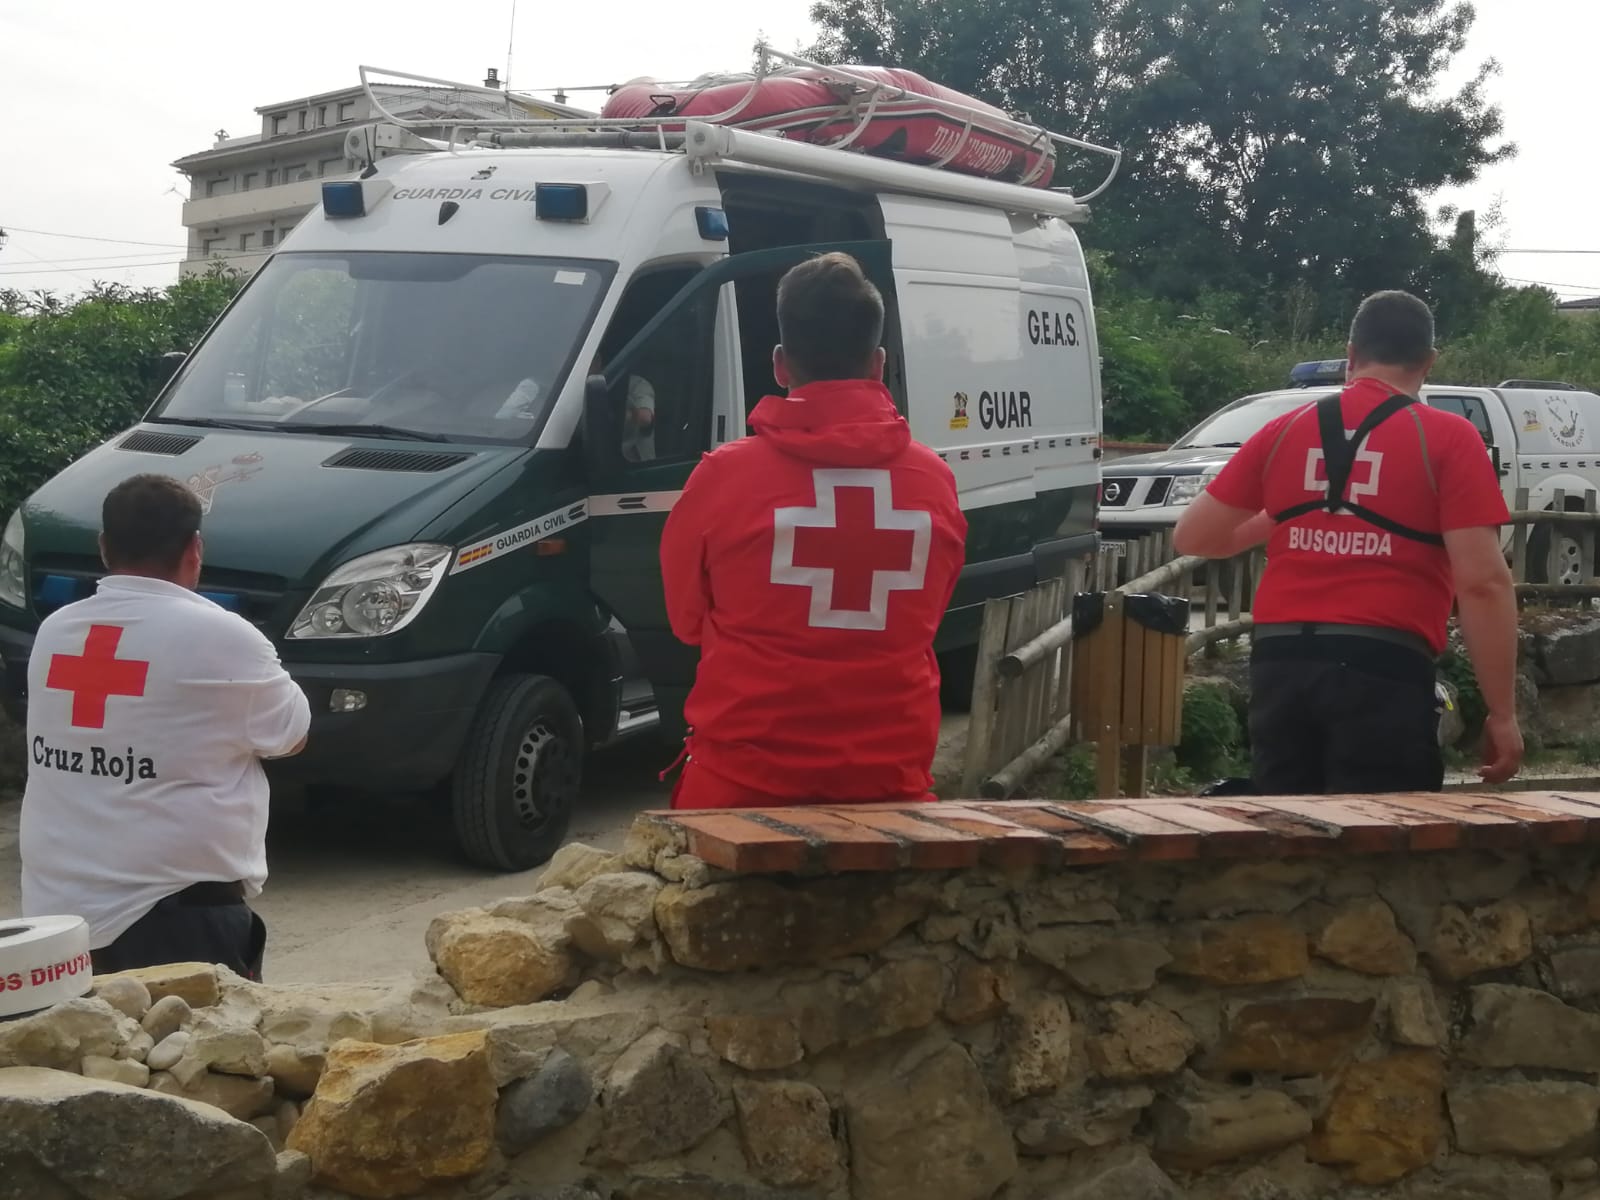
[
  {"x1": 535, "y1": 184, "x2": 588, "y2": 222},
  {"x1": 1289, "y1": 359, "x2": 1347, "y2": 388},
  {"x1": 322, "y1": 182, "x2": 367, "y2": 218}
]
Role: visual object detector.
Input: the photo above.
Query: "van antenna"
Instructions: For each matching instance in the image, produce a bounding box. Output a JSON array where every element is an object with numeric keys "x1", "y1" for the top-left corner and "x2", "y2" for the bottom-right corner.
[{"x1": 504, "y1": 0, "x2": 517, "y2": 93}]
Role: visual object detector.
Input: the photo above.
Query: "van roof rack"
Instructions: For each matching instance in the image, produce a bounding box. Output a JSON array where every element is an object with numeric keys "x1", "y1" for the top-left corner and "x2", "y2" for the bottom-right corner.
[
  {"x1": 1499, "y1": 379, "x2": 1582, "y2": 391},
  {"x1": 353, "y1": 43, "x2": 1121, "y2": 223}
]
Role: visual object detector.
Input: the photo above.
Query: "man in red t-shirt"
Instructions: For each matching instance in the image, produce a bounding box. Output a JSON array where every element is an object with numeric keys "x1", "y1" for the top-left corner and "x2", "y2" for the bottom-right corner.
[
  {"x1": 659, "y1": 252, "x2": 967, "y2": 808},
  {"x1": 1174, "y1": 290, "x2": 1521, "y2": 793}
]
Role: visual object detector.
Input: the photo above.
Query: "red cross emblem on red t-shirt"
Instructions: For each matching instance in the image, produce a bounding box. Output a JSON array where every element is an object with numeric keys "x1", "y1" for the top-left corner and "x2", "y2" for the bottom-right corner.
[
  {"x1": 771, "y1": 467, "x2": 933, "y2": 631},
  {"x1": 45, "y1": 624, "x2": 150, "y2": 729}
]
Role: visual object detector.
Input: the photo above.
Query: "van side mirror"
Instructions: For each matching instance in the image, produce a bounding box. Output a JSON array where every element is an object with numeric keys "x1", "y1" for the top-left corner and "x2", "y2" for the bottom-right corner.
[
  {"x1": 581, "y1": 373, "x2": 619, "y2": 474},
  {"x1": 154, "y1": 350, "x2": 187, "y2": 391}
]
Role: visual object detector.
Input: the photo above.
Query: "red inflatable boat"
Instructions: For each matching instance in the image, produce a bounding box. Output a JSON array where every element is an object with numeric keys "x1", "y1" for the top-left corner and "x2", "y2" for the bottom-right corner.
[{"x1": 601, "y1": 66, "x2": 1056, "y2": 188}]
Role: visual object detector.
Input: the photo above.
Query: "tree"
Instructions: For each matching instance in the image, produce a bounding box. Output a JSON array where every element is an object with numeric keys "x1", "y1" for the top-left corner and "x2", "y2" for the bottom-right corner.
[{"x1": 810, "y1": 0, "x2": 1511, "y2": 330}]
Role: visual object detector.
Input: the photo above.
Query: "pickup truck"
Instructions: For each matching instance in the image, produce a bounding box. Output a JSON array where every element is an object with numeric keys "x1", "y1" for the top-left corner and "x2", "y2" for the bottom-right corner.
[{"x1": 1100, "y1": 363, "x2": 1600, "y2": 584}]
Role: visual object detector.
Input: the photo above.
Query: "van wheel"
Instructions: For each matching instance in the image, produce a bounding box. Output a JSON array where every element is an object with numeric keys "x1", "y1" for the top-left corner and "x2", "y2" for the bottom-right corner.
[
  {"x1": 1530, "y1": 523, "x2": 1586, "y2": 587},
  {"x1": 452, "y1": 673, "x2": 584, "y2": 871}
]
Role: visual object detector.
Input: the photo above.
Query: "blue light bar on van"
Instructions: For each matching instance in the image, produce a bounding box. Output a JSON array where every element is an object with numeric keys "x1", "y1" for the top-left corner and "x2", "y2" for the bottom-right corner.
[
  {"x1": 321, "y1": 181, "x2": 368, "y2": 219},
  {"x1": 1289, "y1": 359, "x2": 1347, "y2": 388},
  {"x1": 535, "y1": 184, "x2": 589, "y2": 222},
  {"x1": 36, "y1": 575, "x2": 79, "y2": 611},
  {"x1": 696, "y1": 206, "x2": 729, "y2": 241},
  {"x1": 198, "y1": 591, "x2": 243, "y2": 613}
]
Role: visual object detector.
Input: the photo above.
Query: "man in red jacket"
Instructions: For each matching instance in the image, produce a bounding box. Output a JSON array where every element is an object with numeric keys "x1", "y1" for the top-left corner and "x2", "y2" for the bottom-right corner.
[{"x1": 660, "y1": 252, "x2": 968, "y2": 808}]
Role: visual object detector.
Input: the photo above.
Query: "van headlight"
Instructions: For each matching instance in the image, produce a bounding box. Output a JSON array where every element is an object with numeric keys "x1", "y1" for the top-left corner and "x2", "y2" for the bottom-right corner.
[
  {"x1": 0, "y1": 512, "x2": 25, "y2": 610},
  {"x1": 1166, "y1": 472, "x2": 1218, "y2": 507},
  {"x1": 288, "y1": 544, "x2": 452, "y2": 639}
]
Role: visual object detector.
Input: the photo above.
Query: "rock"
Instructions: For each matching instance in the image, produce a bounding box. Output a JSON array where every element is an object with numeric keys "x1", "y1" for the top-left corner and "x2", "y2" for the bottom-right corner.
[
  {"x1": 1209, "y1": 998, "x2": 1376, "y2": 1076},
  {"x1": 796, "y1": 958, "x2": 944, "y2": 1053},
  {"x1": 654, "y1": 877, "x2": 929, "y2": 972},
  {"x1": 1024, "y1": 928, "x2": 1171, "y2": 996},
  {"x1": 1460, "y1": 985, "x2": 1600, "y2": 1070},
  {"x1": 1449, "y1": 1081, "x2": 1600, "y2": 1157},
  {"x1": 287, "y1": 1031, "x2": 498, "y2": 1198},
  {"x1": 265, "y1": 1043, "x2": 325, "y2": 1098},
  {"x1": 495, "y1": 1048, "x2": 593, "y2": 1155},
  {"x1": 1089, "y1": 1002, "x2": 1199, "y2": 1081},
  {"x1": 539, "y1": 842, "x2": 624, "y2": 892},
  {"x1": 1014, "y1": 1086, "x2": 1155, "y2": 1156},
  {"x1": 1549, "y1": 946, "x2": 1600, "y2": 1001},
  {"x1": 1428, "y1": 901, "x2": 1533, "y2": 981},
  {"x1": 614, "y1": 1177, "x2": 814, "y2": 1200},
  {"x1": 1307, "y1": 1049, "x2": 1444, "y2": 1184},
  {"x1": 1402, "y1": 1158, "x2": 1555, "y2": 1200},
  {"x1": 943, "y1": 960, "x2": 1012, "y2": 1025},
  {"x1": 1000, "y1": 993, "x2": 1074, "y2": 1100},
  {"x1": 0, "y1": 997, "x2": 134, "y2": 1071},
  {"x1": 620, "y1": 813, "x2": 690, "y2": 872},
  {"x1": 1386, "y1": 981, "x2": 1447, "y2": 1048},
  {"x1": 1312, "y1": 898, "x2": 1417, "y2": 975},
  {"x1": 1057, "y1": 1147, "x2": 1184, "y2": 1200},
  {"x1": 462, "y1": 994, "x2": 657, "y2": 1087},
  {"x1": 273, "y1": 1149, "x2": 313, "y2": 1200},
  {"x1": 570, "y1": 872, "x2": 665, "y2": 962},
  {"x1": 276, "y1": 1099, "x2": 301, "y2": 1144},
  {"x1": 1168, "y1": 917, "x2": 1308, "y2": 986},
  {"x1": 169, "y1": 1050, "x2": 212, "y2": 1089},
  {"x1": 149, "y1": 1030, "x2": 192, "y2": 1072},
  {"x1": 102, "y1": 962, "x2": 220, "y2": 1009},
  {"x1": 1152, "y1": 1088, "x2": 1311, "y2": 1169},
  {"x1": 122, "y1": 1029, "x2": 155, "y2": 1063},
  {"x1": 189, "y1": 1017, "x2": 270, "y2": 1076},
  {"x1": 251, "y1": 1113, "x2": 284, "y2": 1148},
  {"x1": 1531, "y1": 617, "x2": 1600, "y2": 686},
  {"x1": 0, "y1": 1065, "x2": 276, "y2": 1198},
  {"x1": 428, "y1": 910, "x2": 573, "y2": 1007},
  {"x1": 594, "y1": 1030, "x2": 725, "y2": 1164},
  {"x1": 152, "y1": 1069, "x2": 277, "y2": 1120},
  {"x1": 706, "y1": 1013, "x2": 805, "y2": 1071},
  {"x1": 846, "y1": 1042, "x2": 1017, "y2": 1200},
  {"x1": 142, "y1": 993, "x2": 192, "y2": 1042},
  {"x1": 1172, "y1": 862, "x2": 1325, "y2": 919},
  {"x1": 80, "y1": 1053, "x2": 150, "y2": 1088},
  {"x1": 1015, "y1": 873, "x2": 1121, "y2": 927},
  {"x1": 734, "y1": 1080, "x2": 839, "y2": 1188},
  {"x1": 91, "y1": 975, "x2": 152, "y2": 1021}
]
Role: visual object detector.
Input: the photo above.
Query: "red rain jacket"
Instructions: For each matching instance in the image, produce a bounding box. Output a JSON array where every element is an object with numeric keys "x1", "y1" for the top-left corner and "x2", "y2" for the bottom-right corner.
[{"x1": 660, "y1": 379, "x2": 967, "y2": 806}]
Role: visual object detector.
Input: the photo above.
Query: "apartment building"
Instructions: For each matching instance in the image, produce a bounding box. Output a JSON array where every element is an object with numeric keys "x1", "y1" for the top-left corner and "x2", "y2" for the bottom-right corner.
[{"x1": 173, "y1": 72, "x2": 588, "y2": 275}]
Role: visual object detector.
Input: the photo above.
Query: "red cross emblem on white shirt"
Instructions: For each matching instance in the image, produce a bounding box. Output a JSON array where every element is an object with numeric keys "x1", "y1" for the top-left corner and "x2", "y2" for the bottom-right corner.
[
  {"x1": 770, "y1": 468, "x2": 933, "y2": 631},
  {"x1": 45, "y1": 624, "x2": 150, "y2": 729}
]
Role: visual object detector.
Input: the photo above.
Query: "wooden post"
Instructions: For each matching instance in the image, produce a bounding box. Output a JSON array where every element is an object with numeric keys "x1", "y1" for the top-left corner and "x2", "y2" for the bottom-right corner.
[
  {"x1": 1585, "y1": 490, "x2": 1598, "y2": 586},
  {"x1": 1092, "y1": 590, "x2": 1126, "y2": 799},
  {"x1": 960, "y1": 597, "x2": 1012, "y2": 795},
  {"x1": 1203, "y1": 560, "x2": 1221, "y2": 659},
  {"x1": 1512, "y1": 486, "x2": 1531, "y2": 584}
]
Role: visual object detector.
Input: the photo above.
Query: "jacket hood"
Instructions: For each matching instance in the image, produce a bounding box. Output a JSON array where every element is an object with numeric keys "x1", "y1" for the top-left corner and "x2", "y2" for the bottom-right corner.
[{"x1": 747, "y1": 380, "x2": 911, "y2": 467}]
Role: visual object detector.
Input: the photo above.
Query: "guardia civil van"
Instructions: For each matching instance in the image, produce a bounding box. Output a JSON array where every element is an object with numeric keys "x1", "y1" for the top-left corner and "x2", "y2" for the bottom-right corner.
[{"x1": 0, "y1": 53, "x2": 1116, "y2": 869}]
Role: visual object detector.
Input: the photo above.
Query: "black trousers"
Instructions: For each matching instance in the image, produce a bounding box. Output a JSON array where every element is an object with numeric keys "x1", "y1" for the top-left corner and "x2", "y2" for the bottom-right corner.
[
  {"x1": 91, "y1": 885, "x2": 266, "y2": 980},
  {"x1": 1249, "y1": 636, "x2": 1443, "y2": 796}
]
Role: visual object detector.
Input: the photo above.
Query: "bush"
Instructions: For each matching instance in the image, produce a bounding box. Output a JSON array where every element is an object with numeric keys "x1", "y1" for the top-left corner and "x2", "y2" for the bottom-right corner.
[
  {"x1": 1177, "y1": 682, "x2": 1246, "y2": 779},
  {"x1": 0, "y1": 268, "x2": 243, "y2": 517}
]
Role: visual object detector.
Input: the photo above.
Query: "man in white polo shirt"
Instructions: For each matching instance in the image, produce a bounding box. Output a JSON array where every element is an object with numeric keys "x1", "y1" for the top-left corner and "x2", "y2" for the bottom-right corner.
[{"x1": 20, "y1": 474, "x2": 309, "y2": 978}]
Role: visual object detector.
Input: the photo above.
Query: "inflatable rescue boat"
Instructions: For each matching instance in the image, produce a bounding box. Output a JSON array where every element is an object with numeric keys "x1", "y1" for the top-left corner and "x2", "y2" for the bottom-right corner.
[{"x1": 602, "y1": 66, "x2": 1056, "y2": 188}]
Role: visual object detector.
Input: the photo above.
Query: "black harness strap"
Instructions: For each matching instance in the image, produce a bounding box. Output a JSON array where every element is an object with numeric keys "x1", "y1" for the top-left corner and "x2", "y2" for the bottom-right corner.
[{"x1": 1272, "y1": 392, "x2": 1444, "y2": 546}]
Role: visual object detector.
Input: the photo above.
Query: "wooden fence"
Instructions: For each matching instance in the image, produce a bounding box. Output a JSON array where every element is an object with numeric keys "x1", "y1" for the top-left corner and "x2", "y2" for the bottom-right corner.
[{"x1": 961, "y1": 487, "x2": 1600, "y2": 799}]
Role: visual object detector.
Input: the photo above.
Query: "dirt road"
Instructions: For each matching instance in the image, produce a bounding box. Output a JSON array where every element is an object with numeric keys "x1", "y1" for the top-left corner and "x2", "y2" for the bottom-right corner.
[{"x1": 0, "y1": 746, "x2": 668, "y2": 984}]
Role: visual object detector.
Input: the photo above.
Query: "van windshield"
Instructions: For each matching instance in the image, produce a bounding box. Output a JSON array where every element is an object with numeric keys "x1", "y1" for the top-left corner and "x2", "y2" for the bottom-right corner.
[
  {"x1": 1173, "y1": 392, "x2": 1330, "y2": 449},
  {"x1": 155, "y1": 252, "x2": 612, "y2": 443}
]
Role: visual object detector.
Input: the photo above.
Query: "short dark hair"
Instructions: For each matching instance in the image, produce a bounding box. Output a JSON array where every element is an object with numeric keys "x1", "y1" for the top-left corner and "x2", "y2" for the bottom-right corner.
[
  {"x1": 776, "y1": 252, "x2": 885, "y2": 383},
  {"x1": 102, "y1": 475, "x2": 202, "y2": 572},
  {"x1": 1349, "y1": 290, "x2": 1436, "y2": 369}
]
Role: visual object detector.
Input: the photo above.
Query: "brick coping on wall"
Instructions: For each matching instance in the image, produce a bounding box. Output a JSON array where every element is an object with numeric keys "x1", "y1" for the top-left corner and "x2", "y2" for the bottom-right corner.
[{"x1": 636, "y1": 792, "x2": 1600, "y2": 875}]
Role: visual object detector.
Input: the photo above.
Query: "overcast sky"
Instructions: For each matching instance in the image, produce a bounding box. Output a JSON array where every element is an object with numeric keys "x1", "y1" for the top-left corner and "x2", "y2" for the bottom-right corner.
[{"x1": 1, "y1": 0, "x2": 1595, "y2": 302}]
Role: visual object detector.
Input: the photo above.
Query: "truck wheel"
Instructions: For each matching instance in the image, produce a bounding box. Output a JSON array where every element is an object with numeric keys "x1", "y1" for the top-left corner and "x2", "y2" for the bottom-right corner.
[
  {"x1": 1530, "y1": 523, "x2": 1585, "y2": 587},
  {"x1": 452, "y1": 673, "x2": 584, "y2": 871}
]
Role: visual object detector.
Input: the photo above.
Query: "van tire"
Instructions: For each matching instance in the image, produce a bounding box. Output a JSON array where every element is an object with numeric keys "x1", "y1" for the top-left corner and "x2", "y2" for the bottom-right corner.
[
  {"x1": 1529, "y1": 521, "x2": 1585, "y2": 587},
  {"x1": 452, "y1": 673, "x2": 584, "y2": 871}
]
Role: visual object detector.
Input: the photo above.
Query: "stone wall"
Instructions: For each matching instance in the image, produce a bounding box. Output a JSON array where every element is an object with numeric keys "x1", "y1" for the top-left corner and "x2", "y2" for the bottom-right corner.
[{"x1": 8, "y1": 794, "x2": 1600, "y2": 1200}]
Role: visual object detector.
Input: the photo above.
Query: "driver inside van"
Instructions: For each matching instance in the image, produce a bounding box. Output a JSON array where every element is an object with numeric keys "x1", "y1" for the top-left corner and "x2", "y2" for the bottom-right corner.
[{"x1": 590, "y1": 350, "x2": 657, "y2": 463}]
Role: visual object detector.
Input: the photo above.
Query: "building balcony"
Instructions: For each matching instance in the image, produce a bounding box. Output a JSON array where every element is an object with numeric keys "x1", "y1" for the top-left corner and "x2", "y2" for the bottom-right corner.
[{"x1": 181, "y1": 175, "x2": 350, "y2": 228}]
